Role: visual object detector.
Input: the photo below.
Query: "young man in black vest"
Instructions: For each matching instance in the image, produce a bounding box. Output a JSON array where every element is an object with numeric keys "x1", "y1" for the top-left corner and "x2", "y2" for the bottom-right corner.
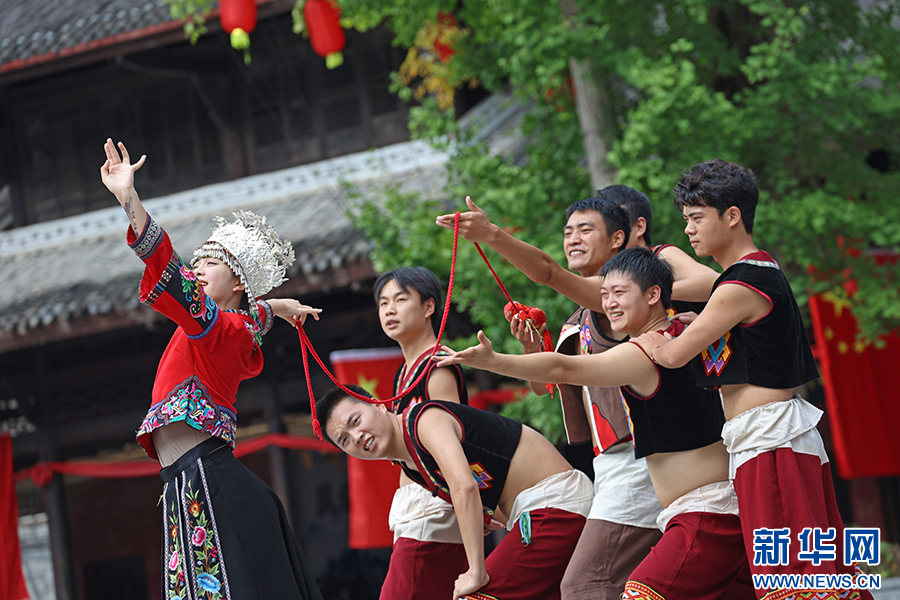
[
  {"x1": 373, "y1": 267, "x2": 468, "y2": 600},
  {"x1": 316, "y1": 387, "x2": 593, "y2": 600},
  {"x1": 634, "y1": 160, "x2": 873, "y2": 600}
]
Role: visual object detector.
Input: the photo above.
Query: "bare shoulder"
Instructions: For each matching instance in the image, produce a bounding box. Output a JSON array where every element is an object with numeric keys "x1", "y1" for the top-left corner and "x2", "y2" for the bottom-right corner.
[{"x1": 426, "y1": 365, "x2": 463, "y2": 403}]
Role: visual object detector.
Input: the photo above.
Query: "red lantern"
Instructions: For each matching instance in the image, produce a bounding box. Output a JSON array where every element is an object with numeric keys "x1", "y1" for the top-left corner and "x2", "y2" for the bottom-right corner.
[
  {"x1": 304, "y1": 0, "x2": 346, "y2": 69},
  {"x1": 221, "y1": 0, "x2": 257, "y2": 63}
]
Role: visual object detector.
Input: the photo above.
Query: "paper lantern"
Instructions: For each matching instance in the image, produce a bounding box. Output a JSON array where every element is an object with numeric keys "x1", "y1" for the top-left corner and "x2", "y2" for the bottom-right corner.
[
  {"x1": 221, "y1": 0, "x2": 257, "y2": 63},
  {"x1": 304, "y1": 0, "x2": 346, "y2": 69}
]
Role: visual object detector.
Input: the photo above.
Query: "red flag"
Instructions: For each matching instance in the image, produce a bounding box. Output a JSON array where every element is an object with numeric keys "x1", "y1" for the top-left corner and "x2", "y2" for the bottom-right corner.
[
  {"x1": 1, "y1": 432, "x2": 29, "y2": 600},
  {"x1": 809, "y1": 294, "x2": 900, "y2": 478},
  {"x1": 329, "y1": 348, "x2": 404, "y2": 549}
]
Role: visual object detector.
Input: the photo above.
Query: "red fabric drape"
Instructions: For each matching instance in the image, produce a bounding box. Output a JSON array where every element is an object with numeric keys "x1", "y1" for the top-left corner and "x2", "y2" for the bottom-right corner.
[
  {"x1": 809, "y1": 294, "x2": 900, "y2": 478},
  {"x1": 14, "y1": 433, "x2": 337, "y2": 487},
  {"x1": 1, "y1": 432, "x2": 29, "y2": 600},
  {"x1": 329, "y1": 348, "x2": 404, "y2": 549}
]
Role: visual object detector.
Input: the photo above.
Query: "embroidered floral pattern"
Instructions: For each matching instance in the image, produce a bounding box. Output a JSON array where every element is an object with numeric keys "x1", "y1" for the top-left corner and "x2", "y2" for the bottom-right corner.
[
  {"x1": 163, "y1": 492, "x2": 189, "y2": 600},
  {"x1": 137, "y1": 376, "x2": 237, "y2": 449},
  {"x1": 580, "y1": 323, "x2": 592, "y2": 356},
  {"x1": 162, "y1": 466, "x2": 232, "y2": 600},
  {"x1": 179, "y1": 265, "x2": 215, "y2": 321}
]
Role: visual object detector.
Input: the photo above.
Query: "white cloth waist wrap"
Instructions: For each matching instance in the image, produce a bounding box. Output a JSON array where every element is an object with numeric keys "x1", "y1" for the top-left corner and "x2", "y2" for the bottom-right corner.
[
  {"x1": 506, "y1": 469, "x2": 594, "y2": 531},
  {"x1": 656, "y1": 480, "x2": 740, "y2": 532},
  {"x1": 588, "y1": 441, "x2": 662, "y2": 528},
  {"x1": 721, "y1": 395, "x2": 828, "y2": 480},
  {"x1": 388, "y1": 483, "x2": 463, "y2": 544}
]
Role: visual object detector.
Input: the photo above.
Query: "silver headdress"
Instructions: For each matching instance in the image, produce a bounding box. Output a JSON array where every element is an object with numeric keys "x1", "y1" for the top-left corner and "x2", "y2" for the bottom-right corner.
[{"x1": 192, "y1": 211, "x2": 295, "y2": 314}]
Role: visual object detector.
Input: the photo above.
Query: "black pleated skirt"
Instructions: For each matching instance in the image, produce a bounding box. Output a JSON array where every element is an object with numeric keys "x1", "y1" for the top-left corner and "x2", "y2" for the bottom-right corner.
[{"x1": 159, "y1": 437, "x2": 323, "y2": 600}]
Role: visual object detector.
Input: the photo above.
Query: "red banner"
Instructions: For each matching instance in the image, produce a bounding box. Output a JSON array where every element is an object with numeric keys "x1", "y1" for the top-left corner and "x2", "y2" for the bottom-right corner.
[
  {"x1": 1, "y1": 432, "x2": 29, "y2": 600},
  {"x1": 329, "y1": 348, "x2": 404, "y2": 549},
  {"x1": 809, "y1": 294, "x2": 900, "y2": 478}
]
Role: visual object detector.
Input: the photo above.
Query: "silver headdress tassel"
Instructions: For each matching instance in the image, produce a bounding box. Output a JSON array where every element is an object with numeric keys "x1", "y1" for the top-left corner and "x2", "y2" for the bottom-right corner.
[{"x1": 192, "y1": 211, "x2": 295, "y2": 319}]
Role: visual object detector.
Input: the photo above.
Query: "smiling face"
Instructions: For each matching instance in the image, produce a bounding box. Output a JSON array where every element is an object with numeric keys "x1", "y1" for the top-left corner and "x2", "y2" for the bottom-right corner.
[
  {"x1": 377, "y1": 279, "x2": 435, "y2": 343},
  {"x1": 192, "y1": 257, "x2": 244, "y2": 309},
  {"x1": 600, "y1": 271, "x2": 658, "y2": 336},
  {"x1": 325, "y1": 397, "x2": 394, "y2": 460},
  {"x1": 563, "y1": 210, "x2": 621, "y2": 277}
]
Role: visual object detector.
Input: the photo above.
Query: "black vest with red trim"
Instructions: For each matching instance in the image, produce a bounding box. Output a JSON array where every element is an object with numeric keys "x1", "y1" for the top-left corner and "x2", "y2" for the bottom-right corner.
[
  {"x1": 400, "y1": 401, "x2": 521, "y2": 523},
  {"x1": 391, "y1": 349, "x2": 468, "y2": 415},
  {"x1": 651, "y1": 244, "x2": 708, "y2": 316},
  {"x1": 696, "y1": 251, "x2": 819, "y2": 389},
  {"x1": 558, "y1": 306, "x2": 632, "y2": 454},
  {"x1": 623, "y1": 320, "x2": 725, "y2": 459}
]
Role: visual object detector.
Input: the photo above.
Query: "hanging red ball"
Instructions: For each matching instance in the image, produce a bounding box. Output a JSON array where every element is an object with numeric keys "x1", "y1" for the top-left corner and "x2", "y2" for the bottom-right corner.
[
  {"x1": 304, "y1": 0, "x2": 346, "y2": 68},
  {"x1": 220, "y1": 0, "x2": 257, "y2": 37},
  {"x1": 220, "y1": 0, "x2": 257, "y2": 53}
]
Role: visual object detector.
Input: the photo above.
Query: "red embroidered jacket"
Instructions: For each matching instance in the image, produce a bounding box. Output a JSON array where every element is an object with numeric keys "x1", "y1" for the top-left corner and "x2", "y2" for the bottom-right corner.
[{"x1": 128, "y1": 216, "x2": 273, "y2": 460}]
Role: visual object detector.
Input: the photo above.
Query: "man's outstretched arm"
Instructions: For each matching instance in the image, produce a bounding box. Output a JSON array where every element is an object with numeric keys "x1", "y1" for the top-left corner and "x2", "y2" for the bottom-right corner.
[{"x1": 436, "y1": 197, "x2": 606, "y2": 312}]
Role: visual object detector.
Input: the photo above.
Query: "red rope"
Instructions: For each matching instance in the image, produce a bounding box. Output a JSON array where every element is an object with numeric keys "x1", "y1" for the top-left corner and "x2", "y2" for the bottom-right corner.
[
  {"x1": 302, "y1": 212, "x2": 461, "y2": 438},
  {"x1": 473, "y1": 242, "x2": 516, "y2": 306}
]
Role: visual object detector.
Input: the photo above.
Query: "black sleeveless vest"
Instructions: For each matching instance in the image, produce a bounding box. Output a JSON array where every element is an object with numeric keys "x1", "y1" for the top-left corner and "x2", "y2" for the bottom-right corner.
[
  {"x1": 622, "y1": 320, "x2": 725, "y2": 459},
  {"x1": 696, "y1": 251, "x2": 819, "y2": 389},
  {"x1": 391, "y1": 349, "x2": 467, "y2": 415},
  {"x1": 400, "y1": 401, "x2": 522, "y2": 523}
]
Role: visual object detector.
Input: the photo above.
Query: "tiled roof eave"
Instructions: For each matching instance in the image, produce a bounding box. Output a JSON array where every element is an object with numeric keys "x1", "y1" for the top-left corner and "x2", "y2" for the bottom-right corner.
[{"x1": 0, "y1": 18, "x2": 187, "y2": 80}]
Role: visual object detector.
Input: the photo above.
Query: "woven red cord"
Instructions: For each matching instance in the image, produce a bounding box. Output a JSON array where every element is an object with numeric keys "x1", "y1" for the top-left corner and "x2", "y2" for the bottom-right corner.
[
  {"x1": 303, "y1": 212, "x2": 461, "y2": 438},
  {"x1": 473, "y1": 242, "x2": 516, "y2": 307}
]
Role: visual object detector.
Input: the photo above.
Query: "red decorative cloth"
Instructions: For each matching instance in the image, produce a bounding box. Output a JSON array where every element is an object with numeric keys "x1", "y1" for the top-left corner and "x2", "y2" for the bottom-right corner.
[
  {"x1": 330, "y1": 348, "x2": 405, "y2": 549},
  {"x1": 809, "y1": 294, "x2": 900, "y2": 478},
  {"x1": 0, "y1": 432, "x2": 29, "y2": 600}
]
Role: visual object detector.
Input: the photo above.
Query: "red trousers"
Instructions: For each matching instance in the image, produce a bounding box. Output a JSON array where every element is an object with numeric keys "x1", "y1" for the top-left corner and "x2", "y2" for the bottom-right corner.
[
  {"x1": 378, "y1": 537, "x2": 468, "y2": 600},
  {"x1": 734, "y1": 449, "x2": 873, "y2": 600},
  {"x1": 623, "y1": 511, "x2": 755, "y2": 600},
  {"x1": 463, "y1": 508, "x2": 586, "y2": 600}
]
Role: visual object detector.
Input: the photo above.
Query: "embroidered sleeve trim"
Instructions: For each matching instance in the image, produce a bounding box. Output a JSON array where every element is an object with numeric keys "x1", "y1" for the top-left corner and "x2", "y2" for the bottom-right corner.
[
  {"x1": 145, "y1": 255, "x2": 180, "y2": 307},
  {"x1": 257, "y1": 300, "x2": 274, "y2": 337},
  {"x1": 129, "y1": 215, "x2": 163, "y2": 260},
  {"x1": 136, "y1": 375, "x2": 237, "y2": 449}
]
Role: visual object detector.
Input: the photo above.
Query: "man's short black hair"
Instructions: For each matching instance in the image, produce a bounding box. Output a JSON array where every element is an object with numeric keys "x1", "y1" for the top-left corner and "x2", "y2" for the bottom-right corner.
[
  {"x1": 673, "y1": 159, "x2": 759, "y2": 233},
  {"x1": 564, "y1": 197, "x2": 630, "y2": 249},
  {"x1": 373, "y1": 267, "x2": 443, "y2": 333},
  {"x1": 599, "y1": 247, "x2": 674, "y2": 310},
  {"x1": 598, "y1": 185, "x2": 654, "y2": 247},
  {"x1": 316, "y1": 384, "x2": 373, "y2": 447}
]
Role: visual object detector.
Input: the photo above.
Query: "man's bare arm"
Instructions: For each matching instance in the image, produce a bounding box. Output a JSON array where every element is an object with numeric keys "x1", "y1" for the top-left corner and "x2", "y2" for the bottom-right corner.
[
  {"x1": 436, "y1": 197, "x2": 606, "y2": 312},
  {"x1": 658, "y1": 245, "x2": 719, "y2": 302},
  {"x1": 633, "y1": 283, "x2": 770, "y2": 369},
  {"x1": 436, "y1": 331, "x2": 656, "y2": 390},
  {"x1": 416, "y1": 408, "x2": 489, "y2": 599}
]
